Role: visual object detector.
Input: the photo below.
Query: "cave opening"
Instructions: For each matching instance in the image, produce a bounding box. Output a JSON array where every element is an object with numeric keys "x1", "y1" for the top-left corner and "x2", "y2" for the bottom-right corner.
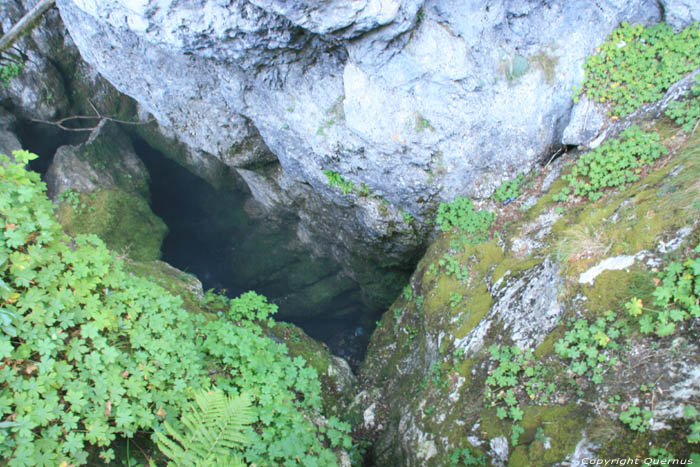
[{"x1": 132, "y1": 136, "x2": 378, "y2": 368}]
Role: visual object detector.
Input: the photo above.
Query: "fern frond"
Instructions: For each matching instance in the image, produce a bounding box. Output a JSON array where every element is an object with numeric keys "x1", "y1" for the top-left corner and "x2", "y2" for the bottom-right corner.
[{"x1": 156, "y1": 388, "x2": 255, "y2": 466}]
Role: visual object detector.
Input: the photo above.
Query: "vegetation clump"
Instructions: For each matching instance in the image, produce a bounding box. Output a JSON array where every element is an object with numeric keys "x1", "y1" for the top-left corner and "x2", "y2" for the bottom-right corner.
[
  {"x1": 491, "y1": 174, "x2": 525, "y2": 203},
  {"x1": 665, "y1": 75, "x2": 700, "y2": 134},
  {"x1": 0, "y1": 60, "x2": 22, "y2": 88},
  {"x1": 554, "y1": 126, "x2": 667, "y2": 202},
  {"x1": 435, "y1": 197, "x2": 495, "y2": 243},
  {"x1": 0, "y1": 150, "x2": 350, "y2": 465},
  {"x1": 553, "y1": 313, "x2": 624, "y2": 384},
  {"x1": 576, "y1": 21, "x2": 700, "y2": 117},
  {"x1": 626, "y1": 243, "x2": 700, "y2": 336}
]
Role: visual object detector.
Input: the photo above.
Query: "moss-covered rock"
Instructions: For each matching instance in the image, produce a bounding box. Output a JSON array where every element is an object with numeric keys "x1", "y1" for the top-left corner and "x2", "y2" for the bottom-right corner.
[
  {"x1": 359, "y1": 120, "x2": 700, "y2": 465},
  {"x1": 57, "y1": 189, "x2": 167, "y2": 261}
]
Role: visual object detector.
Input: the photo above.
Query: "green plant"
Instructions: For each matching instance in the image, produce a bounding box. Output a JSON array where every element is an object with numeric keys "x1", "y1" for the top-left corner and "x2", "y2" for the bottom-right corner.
[
  {"x1": 438, "y1": 253, "x2": 470, "y2": 282},
  {"x1": 414, "y1": 113, "x2": 435, "y2": 133},
  {"x1": 649, "y1": 447, "x2": 674, "y2": 461},
  {"x1": 666, "y1": 75, "x2": 700, "y2": 133},
  {"x1": 491, "y1": 174, "x2": 524, "y2": 203},
  {"x1": 553, "y1": 126, "x2": 667, "y2": 202},
  {"x1": 57, "y1": 188, "x2": 87, "y2": 214},
  {"x1": 511, "y1": 423, "x2": 525, "y2": 447},
  {"x1": 553, "y1": 312, "x2": 624, "y2": 384},
  {"x1": 683, "y1": 404, "x2": 700, "y2": 443},
  {"x1": 401, "y1": 209, "x2": 414, "y2": 224},
  {"x1": 436, "y1": 197, "x2": 495, "y2": 243},
  {"x1": 323, "y1": 170, "x2": 356, "y2": 194},
  {"x1": 0, "y1": 150, "x2": 350, "y2": 465},
  {"x1": 485, "y1": 346, "x2": 549, "y2": 422},
  {"x1": 448, "y1": 447, "x2": 486, "y2": 466},
  {"x1": 619, "y1": 404, "x2": 652, "y2": 432},
  {"x1": 0, "y1": 56, "x2": 23, "y2": 88},
  {"x1": 406, "y1": 326, "x2": 419, "y2": 344},
  {"x1": 156, "y1": 389, "x2": 253, "y2": 466},
  {"x1": 402, "y1": 284, "x2": 413, "y2": 302},
  {"x1": 577, "y1": 21, "x2": 700, "y2": 116},
  {"x1": 626, "y1": 244, "x2": 700, "y2": 336},
  {"x1": 449, "y1": 293, "x2": 462, "y2": 308},
  {"x1": 392, "y1": 307, "x2": 403, "y2": 332}
]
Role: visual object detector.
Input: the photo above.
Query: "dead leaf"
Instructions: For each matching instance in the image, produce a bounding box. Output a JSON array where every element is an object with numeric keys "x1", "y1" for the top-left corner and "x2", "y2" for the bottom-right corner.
[
  {"x1": 24, "y1": 363, "x2": 37, "y2": 375},
  {"x1": 156, "y1": 406, "x2": 166, "y2": 419},
  {"x1": 105, "y1": 400, "x2": 111, "y2": 417}
]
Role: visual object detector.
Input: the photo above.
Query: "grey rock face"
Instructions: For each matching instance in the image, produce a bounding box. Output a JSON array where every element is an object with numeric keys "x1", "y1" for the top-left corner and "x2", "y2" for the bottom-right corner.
[
  {"x1": 662, "y1": 0, "x2": 700, "y2": 30},
  {"x1": 561, "y1": 95, "x2": 606, "y2": 146},
  {"x1": 54, "y1": 0, "x2": 665, "y2": 227},
  {"x1": 0, "y1": 109, "x2": 22, "y2": 157},
  {"x1": 453, "y1": 257, "x2": 564, "y2": 356}
]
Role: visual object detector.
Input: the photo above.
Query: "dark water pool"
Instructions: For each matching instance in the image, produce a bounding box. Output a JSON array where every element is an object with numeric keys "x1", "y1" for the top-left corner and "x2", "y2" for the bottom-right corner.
[{"x1": 132, "y1": 137, "x2": 375, "y2": 367}]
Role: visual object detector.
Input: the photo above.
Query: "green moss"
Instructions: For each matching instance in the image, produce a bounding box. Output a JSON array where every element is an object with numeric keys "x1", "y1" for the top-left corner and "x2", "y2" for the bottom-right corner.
[
  {"x1": 482, "y1": 405, "x2": 586, "y2": 465},
  {"x1": 530, "y1": 52, "x2": 559, "y2": 85},
  {"x1": 57, "y1": 189, "x2": 167, "y2": 261},
  {"x1": 454, "y1": 284, "x2": 493, "y2": 339},
  {"x1": 492, "y1": 257, "x2": 542, "y2": 285},
  {"x1": 581, "y1": 268, "x2": 655, "y2": 317},
  {"x1": 590, "y1": 415, "x2": 699, "y2": 459},
  {"x1": 534, "y1": 327, "x2": 565, "y2": 359}
]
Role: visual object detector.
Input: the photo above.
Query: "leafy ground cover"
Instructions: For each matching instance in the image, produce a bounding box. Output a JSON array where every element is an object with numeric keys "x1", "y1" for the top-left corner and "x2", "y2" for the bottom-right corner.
[
  {"x1": 0, "y1": 150, "x2": 350, "y2": 465},
  {"x1": 576, "y1": 21, "x2": 700, "y2": 117}
]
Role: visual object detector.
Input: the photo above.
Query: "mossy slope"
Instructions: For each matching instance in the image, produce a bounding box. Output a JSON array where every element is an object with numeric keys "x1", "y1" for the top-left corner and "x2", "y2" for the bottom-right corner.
[{"x1": 360, "y1": 122, "x2": 700, "y2": 466}]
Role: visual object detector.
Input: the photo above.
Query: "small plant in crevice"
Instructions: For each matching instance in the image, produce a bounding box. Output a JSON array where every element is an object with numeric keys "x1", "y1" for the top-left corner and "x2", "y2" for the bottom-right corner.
[
  {"x1": 421, "y1": 361, "x2": 449, "y2": 392},
  {"x1": 665, "y1": 75, "x2": 700, "y2": 134},
  {"x1": 576, "y1": 21, "x2": 700, "y2": 117},
  {"x1": 415, "y1": 113, "x2": 435, "y2": 133},
  {"x1": 0, "y1": 51, "x2": 24, "y2": 88},
  {"x1": 553, "y1": 126, "x2": 667, "y2": 203},
  {"x1": 448, "y1": 447, "x2": 486, "y2": 466},
  {"x1": 401, "y1": 209, "x2": 415, "y2": 224},
  {"x1": 626, "y1": 243, "x2": 700, "y2": 337},
  {"x1": 323, "y1": 170, "x2": 356, "y2": 194},
  {"x1": 436, "y1": 197, "x2": 495, "y2": 243},
  {"x1": 402, "y1": 284, "x2": 413, "y2": 302}
]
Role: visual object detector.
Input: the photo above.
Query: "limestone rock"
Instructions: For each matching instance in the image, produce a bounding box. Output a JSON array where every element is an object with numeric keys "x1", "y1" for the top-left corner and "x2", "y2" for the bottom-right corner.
[
  {"x1": 54, "y1": 0, "x2": 663, "y2": 224},
  {"x1": 561, "y1": 95, "x2": 606, "y2": 146},
  {"x1": 0, "y1": 109, "x2": 21, "y2": 157},
  {"x1": 661, "y1": 0, "x2": 700, "y2": 30},
  {"x1": 45, "y1": 120, "x2": 149, "y2": 199}
]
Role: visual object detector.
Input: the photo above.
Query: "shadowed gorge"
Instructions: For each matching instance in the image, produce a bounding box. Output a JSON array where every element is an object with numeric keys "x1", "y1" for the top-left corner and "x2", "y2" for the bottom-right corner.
[{"x1": 132, "y1": 136, "x2": 374, "y2": 367}]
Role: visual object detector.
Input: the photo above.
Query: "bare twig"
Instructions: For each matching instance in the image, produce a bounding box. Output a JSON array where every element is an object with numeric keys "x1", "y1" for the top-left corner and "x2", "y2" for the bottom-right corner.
[
  {"x1": 30, "y1": 100, "x2": 154, "y2": 132},
  {"x1": 544, "y1": 146, "x2": 565, "y2": 168},
  {"x1": 0, "y1": 0, "x2": 55, "y2": 52}
]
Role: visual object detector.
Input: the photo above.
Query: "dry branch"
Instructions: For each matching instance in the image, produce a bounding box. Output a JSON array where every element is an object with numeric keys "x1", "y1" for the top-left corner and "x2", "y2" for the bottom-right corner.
[{"x1": 0, "y1": 0, "x2": 55, "y2": 52}]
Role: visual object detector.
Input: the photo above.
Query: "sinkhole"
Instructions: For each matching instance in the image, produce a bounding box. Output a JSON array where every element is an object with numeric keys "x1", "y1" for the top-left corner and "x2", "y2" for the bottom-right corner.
[{"x1": 132, "y1": 137, "x2": 382, "y2": 368}]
